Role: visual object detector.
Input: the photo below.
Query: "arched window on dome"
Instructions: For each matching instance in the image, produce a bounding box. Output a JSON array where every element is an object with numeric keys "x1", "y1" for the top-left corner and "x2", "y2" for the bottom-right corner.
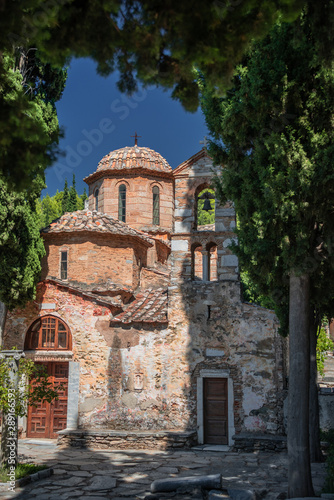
[
  {"x1": 152, "y1": 186, "x2": 160, "y2": 225},
  {"x1": 94, "y1": 188, "x2": 99, "y2": 211},
  {"x1": 24, "y1": 316, "x2": 72, "y2": 350},
  {"x1": 118, "y1": 184, "x2": 126, "y2": 222}
]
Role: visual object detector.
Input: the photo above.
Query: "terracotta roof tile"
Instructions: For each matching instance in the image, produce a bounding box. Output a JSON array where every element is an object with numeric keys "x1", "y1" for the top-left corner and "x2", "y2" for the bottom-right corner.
[
  {"x1": 110, "y1": 288, "x2": 168, "y2": 324},
  {"x1": 42, "y1": 210, "x2": 154, "y2": 245},
  {"x1": 44, "y1": 278, "x2": 125, "y2": 310},
  {"x1": 84, "y1": 146, "x2": 173, "y2": 183}
]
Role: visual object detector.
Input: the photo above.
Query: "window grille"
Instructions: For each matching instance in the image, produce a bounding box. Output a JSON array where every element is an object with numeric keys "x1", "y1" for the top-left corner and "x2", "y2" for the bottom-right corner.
[{"x1": 25, "y1": 316, "x2": 71, "y2": 350}]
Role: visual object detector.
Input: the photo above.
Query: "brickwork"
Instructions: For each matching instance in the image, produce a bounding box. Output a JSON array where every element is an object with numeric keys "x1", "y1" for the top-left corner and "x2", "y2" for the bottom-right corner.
[
  {"x1": 42, "y1": 233, "x2": 141, "y2": 288},
  {"x1": 87, "y1": 174, "x2": 174, "y2": 233}
]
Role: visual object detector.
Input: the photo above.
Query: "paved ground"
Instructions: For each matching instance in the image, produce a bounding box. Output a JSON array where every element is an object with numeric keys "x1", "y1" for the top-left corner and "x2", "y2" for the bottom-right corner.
[{"x1": 0, "y1": 440, "x2": 327, "y2": 500}]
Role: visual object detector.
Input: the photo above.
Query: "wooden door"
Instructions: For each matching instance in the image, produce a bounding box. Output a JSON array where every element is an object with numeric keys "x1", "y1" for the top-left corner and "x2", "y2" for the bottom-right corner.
[
  {"x1": 203, "y1": 378, "x2": 228, "y2": 445},
  {"x1": 27, "y1": 362, "x2": 68, "y2": 439}
]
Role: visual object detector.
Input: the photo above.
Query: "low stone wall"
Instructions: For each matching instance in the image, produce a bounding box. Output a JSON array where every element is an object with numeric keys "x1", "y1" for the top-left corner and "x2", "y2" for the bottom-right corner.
[
  {"x1": 57, "y1": 429, "x2": 197, "y2": 450},
  {"x1": 319, "y1": 388, "x2": 334, "y2": 432},
  {"x1": 232, "y1": 433, "x2": 287, "y2": 452}
]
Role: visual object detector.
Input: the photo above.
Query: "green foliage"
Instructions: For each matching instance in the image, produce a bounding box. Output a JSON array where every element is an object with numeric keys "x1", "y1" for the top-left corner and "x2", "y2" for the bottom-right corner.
[
  {"x1": 240, "y1": 270, "x2": 276, "y2": 310},
  {"x1": 79, "y1": 188, "x2": 88, "y2": 210},
  {"x1": 37, "y1": 185, "x2": 88, "y2": 229},
  {"x1": 321, "y1": 429, "x2": 334, "y2": 493},
  {"x1": 61, "y1": 179, "x2": 70, "y2": 214},
  {"x1": 36, "y1": 192, "x2": 62, "y2": 229},
  {"x1": 197, "y1": 189, "x2": 215, "y2": 226},
  {"x1": 200, "y1": 1, "x2": 334, "y2": 333},
  {"x1": 0, "y1": 356, "x2": 60, "y2": 417},
  {"x1": 68, "y1": 174, "x2": 78, "y2": 212},
  {"x1": 0, "y1": 51, "x2": 66, "y2": 190},
  {"x1": 0, "y1": 179, "x2": 45, "y2": 310},
  {"x1": 0, "y1": 463, "x2": 47, "y2": 480},
  {"x1": 317, "y1": 329, "x2": 334, "y2": 376},
  {"x1": 0, "y1": 1, "x2": 305, "y2": 116}
]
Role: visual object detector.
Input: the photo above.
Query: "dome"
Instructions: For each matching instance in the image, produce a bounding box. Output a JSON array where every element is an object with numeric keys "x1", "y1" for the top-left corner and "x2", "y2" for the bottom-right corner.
[{"x1": 84, "y1": 146, "x2": 173, "y2": 184}]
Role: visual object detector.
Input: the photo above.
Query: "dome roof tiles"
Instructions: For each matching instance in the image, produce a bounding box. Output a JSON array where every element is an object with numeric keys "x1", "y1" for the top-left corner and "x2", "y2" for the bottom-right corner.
[{"x1": 84, "y1": 146, "x2": 173, "y2": 183}]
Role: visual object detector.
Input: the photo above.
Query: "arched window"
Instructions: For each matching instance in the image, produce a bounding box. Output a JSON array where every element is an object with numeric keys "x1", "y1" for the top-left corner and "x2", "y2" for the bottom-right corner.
[
  {"x1": 24, "y1": 316, "x2": 72, "y2": 350},
  {"x1": 207, "y1": 242, "x2": 218, "y2": 281},
  {"x1": 191, "y1": 243, "x2": 203, "y2": 280},
  {"x1": 152, "y1": 186, "x2": 160, "y2": 225},
  {"x1": 196, "y1": 187, "x2": 215, "y2": 230},
  {"x1": 118, "y1": 184, "x2": 126, "y2": 222},
  {"x1": 94, "y1": 188, "x2": 99, "y2": 211}
]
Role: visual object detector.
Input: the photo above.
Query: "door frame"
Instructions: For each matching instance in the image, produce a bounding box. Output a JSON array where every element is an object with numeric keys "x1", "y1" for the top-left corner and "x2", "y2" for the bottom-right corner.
[
  {"x1": 197, "y1": 369, "x2": 235, "y2": 446},
  {"x1": 27, "y1": 361, "x2": 69, "y2": 439}
]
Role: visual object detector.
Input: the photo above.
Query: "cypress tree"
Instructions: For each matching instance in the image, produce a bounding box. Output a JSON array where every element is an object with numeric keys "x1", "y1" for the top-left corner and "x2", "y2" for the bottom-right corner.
[
  {"x1": 81, "y1": 188, "x2": 88, "y2": 206},
  {"x1": 62, "y1": 179, "x2": 69, "y2": 214},
  {"x1": 0, "y1": 179, "x2": 45, "y2": 310},
  {"x1": 68, "y1": 174, "x2": 78, "y2": 212}
]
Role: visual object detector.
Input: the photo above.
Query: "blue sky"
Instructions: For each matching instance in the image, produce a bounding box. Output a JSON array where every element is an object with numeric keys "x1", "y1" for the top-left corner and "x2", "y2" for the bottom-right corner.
[{"x1": 44, "y1": 58, "x2": 209, "y2": 197}]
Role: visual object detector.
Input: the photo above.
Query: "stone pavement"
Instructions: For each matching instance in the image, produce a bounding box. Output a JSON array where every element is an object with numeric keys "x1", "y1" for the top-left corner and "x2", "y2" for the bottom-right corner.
[{"x1": 0, "y1": 440, "x2": 327, "y2": 500}]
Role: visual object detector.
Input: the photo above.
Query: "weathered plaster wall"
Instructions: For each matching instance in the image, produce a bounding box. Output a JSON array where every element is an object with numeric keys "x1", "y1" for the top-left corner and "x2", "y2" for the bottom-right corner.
[
  {"x1": 4, "y1": 284, "x2": 111, "y2": 422},
  {"x1": 4, "y1": 283, "x2": 194, "y2": 432},
  {"x1": 167, "y1": 281, "x2": 285, "y2": 435}
]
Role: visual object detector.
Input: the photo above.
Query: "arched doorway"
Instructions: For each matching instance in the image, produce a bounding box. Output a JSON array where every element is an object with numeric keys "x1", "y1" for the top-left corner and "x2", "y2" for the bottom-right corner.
[{"x1": 24, "y1": 316, "x2": 72, "y2": 438}]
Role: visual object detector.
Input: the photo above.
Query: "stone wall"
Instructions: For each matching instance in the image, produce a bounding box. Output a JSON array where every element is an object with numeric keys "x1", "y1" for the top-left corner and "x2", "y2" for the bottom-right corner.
[
  {"x1": 317, "y1": 388, "x2": 334, "y2": 432},
  {"x1": 57, "y1": 429, "x2": 197, "y2": 450},
  {"x1": 232, "y1": 433, "x2": 287, "y2": 452},
  {"x1": 167, "y1": 281, "x2": 285, "y2": 436}
]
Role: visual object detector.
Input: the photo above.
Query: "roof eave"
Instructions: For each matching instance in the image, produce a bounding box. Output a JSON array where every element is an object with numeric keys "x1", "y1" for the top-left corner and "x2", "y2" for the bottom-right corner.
[{"x1": 84, "y1": 167, "x2": 174, "y2": 185}]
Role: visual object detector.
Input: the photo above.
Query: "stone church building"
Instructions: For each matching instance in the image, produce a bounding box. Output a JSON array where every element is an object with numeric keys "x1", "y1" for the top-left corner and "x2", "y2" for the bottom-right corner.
[{"x1": 4, "y1": 144, "x2": 286, "y2": 448}]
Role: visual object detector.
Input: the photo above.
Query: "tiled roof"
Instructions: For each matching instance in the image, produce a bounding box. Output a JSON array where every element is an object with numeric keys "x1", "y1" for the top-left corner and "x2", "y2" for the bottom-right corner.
[
  {"x1": 43, "y1": 278, "x2": 125, "y2": 310},
  {"x1": 110, "y1": 288, "x2": 168, "y2": 324},
  {"x1": 41, "y1": 210, "x2": 154, "y2": 245},
  {"x1": 84, "y1": 146, "x2": 173, "y2": 183}
]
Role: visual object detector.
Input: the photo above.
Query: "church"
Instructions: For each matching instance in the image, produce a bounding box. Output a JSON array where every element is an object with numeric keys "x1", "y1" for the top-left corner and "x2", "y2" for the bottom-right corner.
[{"x1": 3, "y1": 143, "x2": 286, "y2": 449}]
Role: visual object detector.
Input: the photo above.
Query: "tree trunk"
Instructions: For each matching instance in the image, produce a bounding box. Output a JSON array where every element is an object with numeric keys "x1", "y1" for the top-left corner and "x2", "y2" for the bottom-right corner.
[
  {"x1": 288, "y1": 273, "x2": 315, "y2": 498},
  {"x1": 0, "y1": 302, "x2": 7, "y2": 346},
  {"x1": 309, "y1": 316, "x2": 323, "y2": 463}
]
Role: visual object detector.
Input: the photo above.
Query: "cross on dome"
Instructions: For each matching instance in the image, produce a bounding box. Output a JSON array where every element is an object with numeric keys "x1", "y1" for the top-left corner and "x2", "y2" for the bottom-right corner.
[{"x1": 131, "y1": 132, "x2": 142, "y2": 146}]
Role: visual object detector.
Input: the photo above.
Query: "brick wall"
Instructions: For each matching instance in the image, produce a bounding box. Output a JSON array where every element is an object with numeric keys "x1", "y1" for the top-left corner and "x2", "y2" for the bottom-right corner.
[
  {"x1": 88, "y1": 174, "x2": 174, "y2": 233},
  {"x1": 41, "y1": 233, "x2": 149, "y2": 287}
]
